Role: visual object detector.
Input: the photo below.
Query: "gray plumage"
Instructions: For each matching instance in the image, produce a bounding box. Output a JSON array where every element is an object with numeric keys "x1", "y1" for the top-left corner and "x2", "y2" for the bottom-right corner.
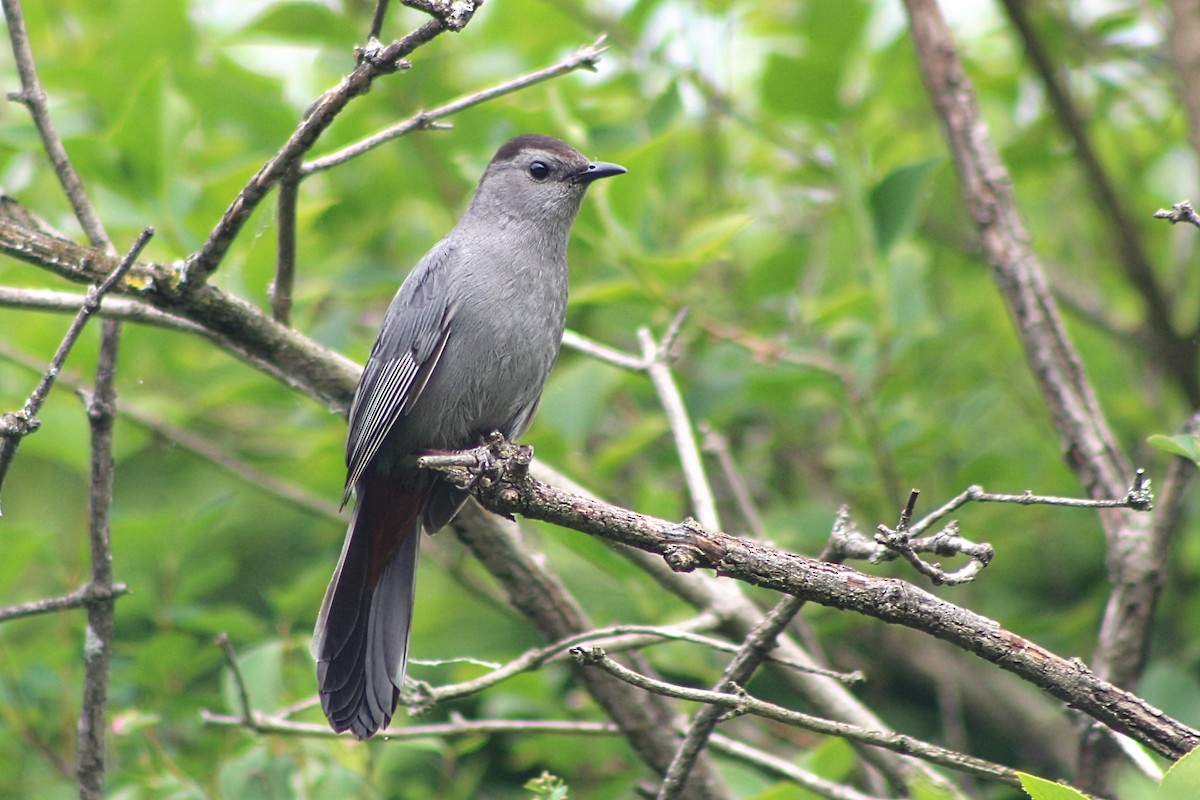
[{"x1": 312, "y1": 134, "x2": 625, "y2": 739}]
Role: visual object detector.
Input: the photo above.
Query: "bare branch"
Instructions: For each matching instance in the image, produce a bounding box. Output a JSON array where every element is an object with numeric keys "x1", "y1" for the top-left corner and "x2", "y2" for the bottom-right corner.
[
  {"x1": 0, "y1": 228, "x2": 151, "y2": 508},
  {"x1": 449, "y1": 503, "x2": 731, "y2": 799},
  {"x1": 0, "y1": 340, "x2": 340, "y2": 522},
  {"x1": 658, "y1": 595, "x2": 807, "y2": 798},
  {"x1": 302, "y1": 38, "x2": 609, "y2": 175},
  {"x1": 215, "y1": 633, "x2": 257, "y2": 728},
  {"x1": 1153, "y1": 200, "x2": 1200, "y2": 228},
  {"x1": 529, "y1": 460, "x2": 954, "y2": 791},
  {"x1": 0, "y1": 583, "x2": 128, "y2": 624},
  {"x1": 561, "y1": 328, "x2": 649, "y2": 371},
  {"x1": 572, "y1": 646, "x2": 1023, "y2": 788},
  {"x1": 901, "y1": 4, "x2": 1171, "y2": 786},
  {"x1": 999, "y1": 0, "x2": 1198, "y2": 404},
  {"x1": 699, "y1": 423, "x2": 767, "y2": 540},
  {"x1": 203, "y1": 707, "x2": 622, "y2": 739},
  {"x1": 368, "y1": 0, "x2": 389, "y2": 41},
  {"x1": 183, "y1": 3, "x2": 480, "y2": 285},
  {"x1": 0, "y1": 286, "x2": 208, "y2": 335},
  {"x1": 270, "y1": 168, "x2": 300, "y2": 325},
  {"x1": 0, "y1": 204, "x2": 361, "y2": 413},
  {"x1": 639, "y1": 314, "x2": 721, "y2": 531},
  {"x1": 1, "y1": 0, "x2": 111, "y2": 251},
  {"x1": 430, "y1": 435, "x2": 1200, "y2": 760},
  {"x1": 706, "y1": 734, "x2": 890, "y2": 800},
  {"x1": 77, "y1": 314, "x2": 122, "y2": 799}
]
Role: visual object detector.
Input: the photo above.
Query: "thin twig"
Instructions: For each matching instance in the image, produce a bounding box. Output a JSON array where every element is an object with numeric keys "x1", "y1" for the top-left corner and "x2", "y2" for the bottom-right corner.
[
  {"x1": 572, "y1": 646, "x2": 1022, "y2": 787},
  {"x1": 638, "y1": 312, "x2": 721, "y2": 531},
  {"x1": 404, "y1": 616, "x2": 861, "y2": 713},
  {"x1": 368, "y1": 0, "x2": 389, "y2": 40},
  {"x1": 907, "y1": 478, "x2": 1153, "y2": 538},
  {"x1": 300, "y1": 38, "x2": 608, "y2": 175},
  {"x1": 1, "y1": 0, "x2": 111, "y2": 250},
  {"x1": 0, "y1": 583, "x2": 128, "y2": 624},
  {"x1": 0, "y1": 340, "x2": 341, "y2": 521},
  {"x1": 0, "y1": 229, "x2": 152, "y2": 505},
  {"x1": 215, "y1": 633, "x2": 257, "y2": 727},
  {"x1": 561, "y1": 328, "x2": 648, "y2": 372},
  {"x1": 1153, "y1": 200, "x2": 1200, "y2": 228},
  {"x1": 0, "y1": 286, "x2": 208, "y2": 335},
  {"x1": 201, "y1": 701, "x2": 886, "y2": 799},
  {"x1": 658, "y1": 595, "x2": 808, "y2": 798},
  {"x1": 699, "y1": 423, "x2": 766, "y2": 539},
  {"x1": 406, "y1": 618, "x2": 722, "y2": 708},
  {"x1": 706, "y1": 734, "x2": 890, "y2": 800},
  {"x1": 203, "y1": 709, "x2": 622, "y2": 739},
  {"x1": 184, "y1": 6, "x2": 479, "y2": 285}
]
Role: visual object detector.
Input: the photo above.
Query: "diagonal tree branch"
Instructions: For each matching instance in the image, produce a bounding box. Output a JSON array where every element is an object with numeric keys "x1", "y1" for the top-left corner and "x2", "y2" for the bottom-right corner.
[
  {"x1": 999, "y1": 0, "x2": 1199, "y2": 405},
  {"x1": 300, "y1": 38, "x2": 609, "y2": 175},
  {"x1": 0, "y1": 230, "x2": 149, "y2": 503},
  {"x1": 429, "y1": 437, "x2": 1196, "y2": 762},
  {"x1": 899, "y1": 5, "x2": 1171, "y2": 789},
  {"x1": 182, "y1": 1, "x2": 480, "y2": 287}
]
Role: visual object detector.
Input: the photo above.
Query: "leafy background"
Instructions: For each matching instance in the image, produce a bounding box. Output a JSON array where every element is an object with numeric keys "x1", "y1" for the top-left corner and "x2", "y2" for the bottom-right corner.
[{"x1": 1, "y1": 0, "x2": 1198, "y2": 797}]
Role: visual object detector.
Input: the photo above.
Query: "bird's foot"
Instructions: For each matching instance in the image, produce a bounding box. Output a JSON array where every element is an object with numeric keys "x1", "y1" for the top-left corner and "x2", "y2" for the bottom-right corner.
[{"x1": 416, "y1": 433, "x2": 532, "y2": 488}]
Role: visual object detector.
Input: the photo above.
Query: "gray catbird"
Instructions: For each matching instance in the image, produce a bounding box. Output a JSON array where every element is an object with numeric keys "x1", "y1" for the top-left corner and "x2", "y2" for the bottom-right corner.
[{"x1": 312, "y1": 134, "x2": 625, "y2": 739}]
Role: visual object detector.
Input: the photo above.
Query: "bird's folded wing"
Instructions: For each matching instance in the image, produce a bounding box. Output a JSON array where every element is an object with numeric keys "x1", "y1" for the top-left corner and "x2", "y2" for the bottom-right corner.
[{"x1": 343, "y1": 241, "x2": 458, "y2": 504}]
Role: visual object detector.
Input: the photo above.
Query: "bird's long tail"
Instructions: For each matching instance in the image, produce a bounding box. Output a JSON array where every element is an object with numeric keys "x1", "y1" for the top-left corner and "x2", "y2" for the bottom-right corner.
[{"x1": 312, "y1": 474, "x2": 423, "y2": 739}]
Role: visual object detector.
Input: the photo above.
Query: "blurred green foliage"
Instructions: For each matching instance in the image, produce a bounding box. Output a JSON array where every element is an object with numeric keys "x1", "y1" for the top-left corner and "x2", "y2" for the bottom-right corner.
[{"x1": 1, "y1": 0, "x2": 1198, "y2": 797}]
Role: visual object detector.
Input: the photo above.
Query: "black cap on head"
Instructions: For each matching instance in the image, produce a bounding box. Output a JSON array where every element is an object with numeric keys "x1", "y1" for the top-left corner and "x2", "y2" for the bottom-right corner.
[{"x1": 490, "y1": 134, "x2": 626, "y2": 184}]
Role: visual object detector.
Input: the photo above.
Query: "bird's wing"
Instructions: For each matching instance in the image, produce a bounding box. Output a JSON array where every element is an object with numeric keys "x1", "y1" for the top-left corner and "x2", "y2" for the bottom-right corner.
[{"x1": 343, "y1": 241, "x2": 457, "y2": 505}]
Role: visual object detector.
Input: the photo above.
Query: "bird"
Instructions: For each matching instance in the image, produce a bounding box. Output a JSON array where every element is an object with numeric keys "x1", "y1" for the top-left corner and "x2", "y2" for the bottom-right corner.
[{"x1": 312, "y1": 134, "x2": 626, "y2": 739}]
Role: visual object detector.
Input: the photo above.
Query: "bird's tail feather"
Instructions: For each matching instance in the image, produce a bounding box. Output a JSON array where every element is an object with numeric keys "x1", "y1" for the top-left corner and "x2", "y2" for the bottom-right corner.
[{"x1": 313, "y1": 476, "x2": 422, "y2": 739}]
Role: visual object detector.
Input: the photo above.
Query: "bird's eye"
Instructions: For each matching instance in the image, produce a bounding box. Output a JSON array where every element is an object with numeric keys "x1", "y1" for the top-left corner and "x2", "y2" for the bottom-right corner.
[{"x1": 529, "y1": 161, "x2": 550, "y2": 181}]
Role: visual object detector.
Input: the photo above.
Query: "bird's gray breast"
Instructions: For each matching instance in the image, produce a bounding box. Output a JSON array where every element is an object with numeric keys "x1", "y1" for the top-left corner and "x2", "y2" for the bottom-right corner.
[{"x1": 406, "y1": 236, "x2": 569, "y2": 447}]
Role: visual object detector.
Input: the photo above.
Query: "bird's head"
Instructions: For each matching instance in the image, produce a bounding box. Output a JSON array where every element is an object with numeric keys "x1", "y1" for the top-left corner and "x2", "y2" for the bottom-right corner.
[{"x1": 467, "y1": 134, "x2": 625, "y2": 227}]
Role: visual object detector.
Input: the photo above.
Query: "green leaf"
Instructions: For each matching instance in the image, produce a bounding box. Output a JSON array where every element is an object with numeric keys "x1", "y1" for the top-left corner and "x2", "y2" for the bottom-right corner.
[
  {"x1": 758, "y1": 0, "x2": 872, "y2": 119},
  {"x1": 221, "y1": 640, "x2": 284, "y2": 716},
  {"x1": 219, "y1": 744, "x2": 295, "y2": 800},
  {"x1": 1147, "y1": 434, "x2": 1200, "y2": 463},
  {"x1": 243, "y1": 1, "x2": 359, "y2": 41},
  {"x1": 1016, "y1": 772, "x2": 1091, "y2": 800},
  {"x1": 869, "y1": 158, "x2": 940, "y2": 254},
  {"x1": 525, "y1": 771, "x2": 571, "y2": 800},
  {"x1": 909, "y1": 774, "x2": 967, "y2": 800},
  {"x1": 1160, "y1": 746, "x2": 1200, "y2": 800}
]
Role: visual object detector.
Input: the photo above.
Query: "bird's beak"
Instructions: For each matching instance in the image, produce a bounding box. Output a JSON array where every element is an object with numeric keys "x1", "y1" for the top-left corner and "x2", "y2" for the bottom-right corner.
[{"x1": 574, "y1": 161, "x2": 627, "y2": 184}]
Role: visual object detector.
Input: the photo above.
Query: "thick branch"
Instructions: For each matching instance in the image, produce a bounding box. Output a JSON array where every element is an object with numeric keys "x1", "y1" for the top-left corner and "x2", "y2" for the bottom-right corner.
[
  {"x1": 443, "y1": 439, "x2": 1200, "y2": 761},
  {"x1": 0, "y1": 205, "x2": 360, "y2": 413},
  {"x1": 900, "y1": 6, "x2": 1167, "y2": 771},
  {"x1": 450, "y1": 503, "x2": 731, "y2": 800},
  {"x1": 530, "y1": 461, "x2": 944, "y2": 793}
]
